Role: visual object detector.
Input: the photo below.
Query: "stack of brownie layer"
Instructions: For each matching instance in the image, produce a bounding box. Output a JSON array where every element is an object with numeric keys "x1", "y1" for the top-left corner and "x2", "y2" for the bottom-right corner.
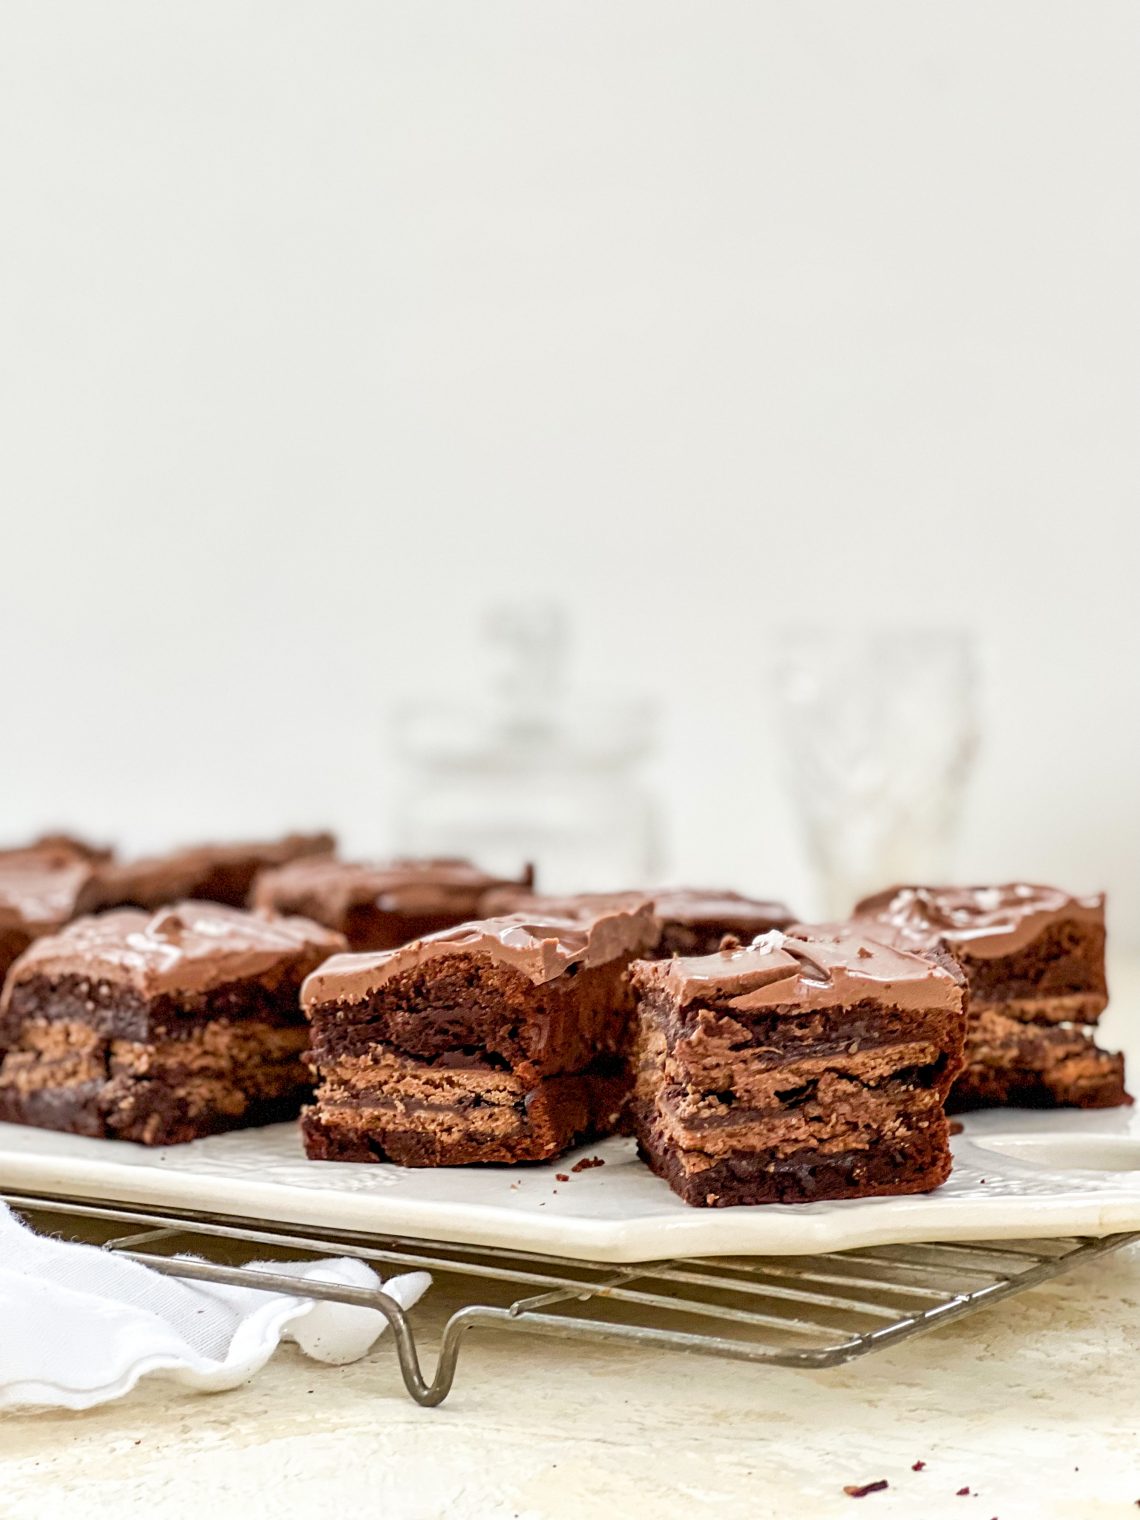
[
  {"x1": 854, "y1": 884, "x2": 1125, "y2": 1110},
  {"x1": 74, "y1": 832, "x2": 336, "y2": 914},
  {"x1": 301, "y1": 904, "x2": 659, "y2": 1165},
  {"x1": 630, "y1": 928, "x2": 966, "y2": 1207},
  {"x1": 252, "y1": 856, "x2": 535, "y2": 952},
  {"x1": 0, "y1": 902, "x2": 345, "y2": 1145},
  {"x1": 478, "y1": 886, "x2": 796, "y2": 958}
]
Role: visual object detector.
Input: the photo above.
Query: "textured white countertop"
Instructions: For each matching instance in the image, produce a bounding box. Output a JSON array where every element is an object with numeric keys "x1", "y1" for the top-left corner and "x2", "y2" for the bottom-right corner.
[{"x1": 2, "y1": 966, "x2": 1139, "y2": 1520}]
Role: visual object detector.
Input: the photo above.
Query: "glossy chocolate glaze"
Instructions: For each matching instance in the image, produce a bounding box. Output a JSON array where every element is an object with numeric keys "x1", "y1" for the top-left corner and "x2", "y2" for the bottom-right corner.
[
  {"x1": 854, "y1": 884, "x2": 1105, "y2": 959},
  {"x1": 303, "y1": 904, "x2": 660, "y2": 1006},
  {"x1": 2, "y1": 901, "x2": 346, "y2": 1003},
  {"x1": 633, "y1": 927, "x2": 963, "y2": 1014}
]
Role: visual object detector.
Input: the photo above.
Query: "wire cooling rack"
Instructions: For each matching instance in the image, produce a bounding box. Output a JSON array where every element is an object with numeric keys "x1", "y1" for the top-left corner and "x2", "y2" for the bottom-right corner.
[{"x1": 4, "y1": 1188, "x2": 1135, "y2": 1407}]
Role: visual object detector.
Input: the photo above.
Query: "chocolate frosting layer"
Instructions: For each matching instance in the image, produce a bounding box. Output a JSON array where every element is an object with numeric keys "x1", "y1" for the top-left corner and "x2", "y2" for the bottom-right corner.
[
  {"x1": 76, "y1": 833, "x2": 335, "y2": 913},
  {"x1": 303, "y1": 905, "x2": 660, "y2": 1006},
  {"x1": 3, "y1": 901, "x2": 346, "y2": 1001},
  {"x1": 854, "y1": 884, "x2": 1105, "y2": 959},
  {"x1": 253, "y1": 856, "x2": 534, "y2": 922},
  {"x1": 633, "y1": 928, "x2": 963, "y2": 1014}
]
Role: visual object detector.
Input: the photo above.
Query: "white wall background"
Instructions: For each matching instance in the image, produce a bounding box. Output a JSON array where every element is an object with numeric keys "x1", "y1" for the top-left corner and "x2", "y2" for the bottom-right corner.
[{"x1": 1, "y1": 4, "x2": 1137, "y2": 939}]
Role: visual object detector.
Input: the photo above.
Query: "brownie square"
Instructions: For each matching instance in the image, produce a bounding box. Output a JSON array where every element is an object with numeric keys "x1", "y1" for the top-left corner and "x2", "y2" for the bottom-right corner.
[
  {"x1": 0, "y1": 842, "x2": 102, "y2": 988},
  {"x1": 300, "y1": 903, "x2": 659, "y2": 1165},
  {"x1": 630, "y1": 928, "x2": 966, "y2": 1207},
  {"x1": 854, "y1": 884, "x2": 1125, "y2": 1110},
  {"x1": 0, "y1": 901, "x2": 345, "y2": 1145},
  {"x1": 252, "y1": 856, "x2": 535, "y2": 953},
  {"x1": 74, "y1": 832, "x2": 335, "y2": 914}
]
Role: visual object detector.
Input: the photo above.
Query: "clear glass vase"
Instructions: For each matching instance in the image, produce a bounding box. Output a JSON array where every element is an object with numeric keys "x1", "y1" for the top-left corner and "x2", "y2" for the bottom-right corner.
[
  {"x1": 771, "y1": 626, "x2": 981, "y2": 919},
  {"x1": 389, "y1": 603, "x2": 660, "y2": 892}
]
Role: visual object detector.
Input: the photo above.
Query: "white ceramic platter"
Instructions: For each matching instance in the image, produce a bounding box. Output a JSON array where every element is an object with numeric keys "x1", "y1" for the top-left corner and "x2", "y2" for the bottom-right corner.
[{"x1": 2, "y1": 1104, "x2": 1140, "y2": 1263}]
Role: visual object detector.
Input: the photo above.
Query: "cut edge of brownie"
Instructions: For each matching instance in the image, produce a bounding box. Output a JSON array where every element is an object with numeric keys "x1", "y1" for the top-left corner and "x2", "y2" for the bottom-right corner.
[
  {"x1": 628, "y1": 931, "x2": 966, "y2": 1207},
  {"x1": 301, "y1": 912, "x2": 654, "y2": 1166},
  {"x1": 0, "y1": 1017, "x2": 311, "y2": 1145}
]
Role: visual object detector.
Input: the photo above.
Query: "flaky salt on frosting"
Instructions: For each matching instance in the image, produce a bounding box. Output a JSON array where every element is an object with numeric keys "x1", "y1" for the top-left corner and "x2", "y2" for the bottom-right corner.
[
  {"x1": 303, "y1": 905, "x2": 660, "y2": 1005},
  {"x1": 2, "y1": 901, "x2": 346, "y2": 1002},
  {"x1": 854, "y1": 884, "x2": 1105, "y2": 960},
  {"x1": 633, "y1": 927, "x2": 963, "y2": 1015}
]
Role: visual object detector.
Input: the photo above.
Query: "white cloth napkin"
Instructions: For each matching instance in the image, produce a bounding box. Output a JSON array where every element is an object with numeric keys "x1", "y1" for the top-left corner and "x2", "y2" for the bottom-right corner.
[{"x1": 0, "y1": 1202, "x2": 430, "y2": 1410}]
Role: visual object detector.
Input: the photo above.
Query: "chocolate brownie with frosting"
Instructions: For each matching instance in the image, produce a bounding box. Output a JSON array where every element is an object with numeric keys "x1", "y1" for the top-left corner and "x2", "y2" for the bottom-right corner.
[
  {"x1": 854, "y1": 884, "x2": 1124, "y2": 1110},
  {"x1": 0, "y1": 901, "x2": 345, "y2": 1144},
  {"x1": 0, "y1": 841, "x2": 103, "y2": 990},
  {"x1": 252, "y1": 856, "x2": 535, "y2": 953},
  {"x1": 300, "y1": 902, "x2": 658, "y2": 1165},
  {"x1": 75, "y1": 833, "x2": 335, "y2": 915}
]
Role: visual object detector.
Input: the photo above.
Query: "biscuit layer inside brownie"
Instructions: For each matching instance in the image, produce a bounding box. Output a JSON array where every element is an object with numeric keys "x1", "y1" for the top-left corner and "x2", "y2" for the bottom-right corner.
[
  {"x1": 950, "y1": 920, "x2": 1121, "y2": 1108},
  {"x1": 0, "y1": 1017, "x2": 309, "y2": 1145}
]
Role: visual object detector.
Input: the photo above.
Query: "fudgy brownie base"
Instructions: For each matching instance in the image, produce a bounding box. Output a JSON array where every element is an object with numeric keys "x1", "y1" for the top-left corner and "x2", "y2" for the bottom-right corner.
[
  {"x1": 635, "y1": 1111, "x2": 953, "y2": 1207},
  {"x1": 0, "y1": 1082, "x2": 306, "y2": 1147},
  {"x1": 336, "y1": 906, "x2": 485, "y2": 953},
  {"x1": 0, "y1": 927, "x2": 32, "y2": 987}
]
